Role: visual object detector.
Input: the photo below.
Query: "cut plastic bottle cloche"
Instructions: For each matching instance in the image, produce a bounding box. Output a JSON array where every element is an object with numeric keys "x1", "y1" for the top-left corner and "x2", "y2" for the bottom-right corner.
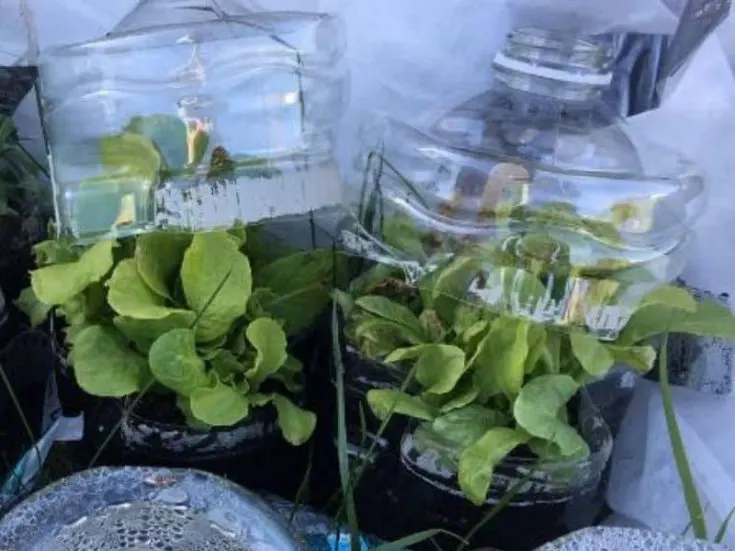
[
  {"x1": 36, "y1": 0, "x2": 347, "y2": 242},
  {"x1": 344, "y1": 28, "x2": 705, "y2": 340}
]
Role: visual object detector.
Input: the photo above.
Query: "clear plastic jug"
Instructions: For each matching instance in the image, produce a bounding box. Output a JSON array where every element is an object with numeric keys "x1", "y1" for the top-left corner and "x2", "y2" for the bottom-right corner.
[
  {"x1": 36, "y1": 0, "x2": 346, "y2": 242},
  {"x1": 342, "y1": 28, "x2": 705, "y2": 340}
]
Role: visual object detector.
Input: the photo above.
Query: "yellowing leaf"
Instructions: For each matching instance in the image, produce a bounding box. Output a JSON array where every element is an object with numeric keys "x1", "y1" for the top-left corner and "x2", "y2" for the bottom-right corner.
[
  {"x1": 367, "y1": 389, "x2": 435, "y2": 421},
  {"x1": 569, "y1": 331, "x2": 615, "y2": 377},
  {"x1": 149, "y1": 328, "x2": 209, "y2": 396},
  {"x1": 190, "y1": 381, "x2": 249, "y2": 427},
  {"x1": 135, "y1": 232, "x2": 192, "y2": 299},
  {"x1": 459, "y1": 427, "x2": 529, "y2": 505},
  {"x1": 472, "y1": 317, "x2": 530, "y2": 399},
  {"x1": 272, "y1": 394, "x2": 317, "y2": 446},
  {"x1": 71, "y1": 325, "x2": 146, "y2": 397},
  {"x1": 245, "y1": 317, "x2": 288, "y2": 387},
  {"x1": 107, "y1": 259, "x2": 186, "y2": 320},
  {"x1": 181, "y1": 231, "x2": 252, "y2": 343},
  {"x1": 31, "y1": 240, "x2": 115, "y2": 306},
  {"x1": 513, "y1": 375, "x2": 588, "y2": 458}
]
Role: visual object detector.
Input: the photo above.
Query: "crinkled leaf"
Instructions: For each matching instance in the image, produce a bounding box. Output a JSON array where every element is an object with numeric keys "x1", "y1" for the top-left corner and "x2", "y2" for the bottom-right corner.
[
  {"x1": 569, "y1": 331, "x2": 615, "y2": 377},
  {"x1": 245, "y1": 317, "x2": 288, "y2": 386},
  {"x1": 513, "y1": 374, "x2": 588, "y2": 457},
  {"x1": 113, "y1": 312, "x2": 195, "y2": 353},
  {"x1": 272, "y1": 394, "x2": 316, "y2": 446},
  {"x1": 181, "y1": 231, "x2": 252, "y2": 342},
  {"x1": 135, "y1": 231, "x2": 192, "y2": 299},
  {"x1": 472, "y1": 317, "x2": 530, "y2": 399},
  {"x1": 72, "y1": 325, "x2": 146, "y2": 397},
  {"x1": 33, "y1": 239, "x2": 78, "y2": 266},
  {"x1": 367, "y1": 389, "x2": 435, "y2": 421},
  {"x1": 107, "y1": 259, "x2": 187, "y2": 319},
  {"x1": 15, "y1": 287, "x2": 52, "y2": 327},
  {"x1": 355, "y1": 296, "x2": 426, "y2": 342},
  {"x1": 190, "y1": 381, "x2": 249, "y2": 427},
  {"x1": 211, "y1": 350, "x2": 247, "y2": 381},
  {"x1": 606, "y1": 344, "x2": 657, "y2": 373},
  {"x1": 31, "y1": 240, "x2": 115, "y2": 305},
  {"x1": 414, "y1": 344, "x2": 467, "y2": 395},
  {"x1": 459, "y1": 427, "x2": 530, "y2": 506},
  {"x1": 149, "y1": 328, "x2": 208, "y2": 396}
]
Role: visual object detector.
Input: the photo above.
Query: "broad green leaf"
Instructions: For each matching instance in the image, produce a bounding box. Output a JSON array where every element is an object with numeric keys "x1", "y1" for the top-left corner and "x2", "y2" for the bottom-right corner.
[
  {"x1": 245, "y1": 317, "x2": 288, "y2": 386},
  {"x1": 513, "y1": 374, "x2": 589, "y2": 457},
  {"x1": 541, "y1": 331, "x2": 562, "y2": 374},
  {"x1": 384, "y1": 344, "x2": 431, "y2": 364},
  {"x1": 332, "y1": 289, "x2": 354, "y2": 318},
  {"x1": 620, "y1": 299, "x2": 735, "y2": 345},
  {"x1": 187, "y1": 122, "x2": 210, "y2": 167},
  {"x1": 472, "y1": 317, "x2": 530, "y2": 399},
  {"x1": 113, "y1": 312, "x2": 195, "y2": 353},
  {"x1": 414, "y1": 344, "x2": 467, "y2": 395},
  {"x1": 149, "y1": 328, "x2": 209, "y2": 396},
  {"x1": 107, "y1": 259, "x2": 186, "y2": 319},
  {"x1": 355, "y1": 296, "x2": 426, "y2": 341},
  {"x1": 190, "y1": 381, "x2": 249, "y2": 426},
  {"x1": 181, "y1": 231, "x2": 252, "y2": 342},
  {"x1": 463, "y1": 320, "x2": 490, "y2": 344},
  {"x1": 439, "y1": 385, "x2": 479, "y2": 413},
  {"x1": 569, "y1": 331, "x2": 615, "y2": 377},
  {"x1": 606, "y1": 344, "x2": 657, "y2": 373},
  {"x1": 525, "y1": 323, "x2": 547, "y2": 374},
  {"x1": 382, "y1": 215, "x2": 428, "y2": 262},
  {"x1": 71, "y1": 325, "x2": 146, "y2": 397},
  {"x1": 272, "y1": 394, "x2": 317, "y2": 446},
  {"x1": 485, "y1": 266, "x2": 547, "y2": 312},
  {"x1": 124, "y1": 114, "x2": 189, "y2": 169},
  {"x1": 459, "y1": 427, "x2": 529, "y2": 506},
  {"x1": 640, "y1": 284, "x2": 697, "y2": 312},
  {"x1": 432, "y1": 405, "x2": 509, "y2": 449},
  {"x1": 252, "y1": 283, "x2": 330, "y2": 337},
  {"x1": 355, "y1": 316, "x2": 425, "y2": 347},
  {"x1": 135, "y1": 231, "x2": 192, "y2": 299},
  {"x1": 452, "y1": 304, "x2": 483, "y2": 336},
  {"x1": 367, "y1": 389, "x2": 435, "y2": 421},
  {"x1": 100, "y1": 131, "x2": 163, "y2": 181},
  {"x1": 15, "y1": 287, "x2": 52, "y2": 327},
  {"x1": 432, "y1": 256, "x2": 482, "y2": 303},
  {"x1": 255, "y1": 249, "x2": 333, "y2": 294},
  {"x1": 31, "y1": 240, "x2": 115, "y2": 305}
]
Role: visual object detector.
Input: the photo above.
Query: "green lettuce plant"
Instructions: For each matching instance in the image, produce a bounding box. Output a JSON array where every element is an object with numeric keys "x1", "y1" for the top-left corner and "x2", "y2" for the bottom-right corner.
[
  {"x1": 335, "y1": 252, "x2": 735, "y2": 506},
  {"x1": 17, "y1": 226, "x2": 334, "y2": 446}
]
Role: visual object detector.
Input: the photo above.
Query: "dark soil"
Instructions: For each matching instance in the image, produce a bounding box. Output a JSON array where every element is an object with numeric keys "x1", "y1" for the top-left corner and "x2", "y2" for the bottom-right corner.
[{"x1": 0, "y1": 66, "x2": 36, "y2": 116}]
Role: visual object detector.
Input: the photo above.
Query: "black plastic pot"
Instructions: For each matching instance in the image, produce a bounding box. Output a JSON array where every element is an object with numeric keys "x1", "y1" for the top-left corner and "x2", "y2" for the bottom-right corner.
[
  {"x1": 353, "y1": 391, "x2": 613, "y2": 551},
  {"x1": 81, "y1": 393, "x2": 310, "y2": 500}
]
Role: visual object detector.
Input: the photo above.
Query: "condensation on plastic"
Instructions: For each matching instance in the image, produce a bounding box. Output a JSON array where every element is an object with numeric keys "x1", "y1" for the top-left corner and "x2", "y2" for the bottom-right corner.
[
  {"x1": 36, "y1": 0, "x2": 347, "y2": 242},
  {"x1": 338, "y1": 27, "x2": 705, "y2": 340}
]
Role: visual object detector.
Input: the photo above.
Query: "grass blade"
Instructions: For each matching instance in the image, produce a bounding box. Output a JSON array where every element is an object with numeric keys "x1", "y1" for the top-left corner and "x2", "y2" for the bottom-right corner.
[
  {"x1": 659, "y1": 333, "x2": 708, "y2": 540},
  {"x1": 715, "y1": 506, "x2": 735, "y2": 544},
  {"x1": 332, "y1": 303, "x2": 361, "y2": 551}
]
